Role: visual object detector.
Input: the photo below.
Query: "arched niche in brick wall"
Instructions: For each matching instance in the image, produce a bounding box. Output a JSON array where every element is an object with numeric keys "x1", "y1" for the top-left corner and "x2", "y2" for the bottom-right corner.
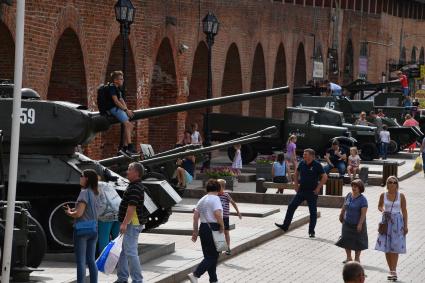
[
  {"x1": 294, "y1": 42, "x2": 307, "y2": 87},
  {"x1": 343, "y1": 39, "x2": 354, "y2": 85},
  {"x1": 148, "y1": 37, "x2": 178, "y2": 153},
  {"x1": 47, "y1": 28, "x2": 87, "y2": 105},
  {"x1": 419, "y1": 47, "x2": 425, "y2": 65},
  {"x1": 187, "y1": 41, "x2": 208, "y2": 136},
  {"x1": 220, "y1": 43, "x2": 243, "y2": 115},
  {"x1": 410, "y1": 46, "x2": 418, "y2": 64},
  {"x1": 100, "y1": 36, "x2": 138, "y2": 158},
  {"x1": 249, "y1": 43, "x2": 267, "y2": 117},
  {"x1": 272, "y1": 43, "x2": 287, "y2": 119},
  {"x1": 0, "y1": 22, "x2": 14, "y2": 81}
]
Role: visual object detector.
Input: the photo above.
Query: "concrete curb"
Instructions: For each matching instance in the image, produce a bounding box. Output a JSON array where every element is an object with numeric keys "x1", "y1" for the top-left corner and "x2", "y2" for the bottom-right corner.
[
  {"x1": 154, "y1": 212, "x2": 320, "y2": 283},
  {"x1": 183, "y1": 189, "x2": 344, "y2": 208}
]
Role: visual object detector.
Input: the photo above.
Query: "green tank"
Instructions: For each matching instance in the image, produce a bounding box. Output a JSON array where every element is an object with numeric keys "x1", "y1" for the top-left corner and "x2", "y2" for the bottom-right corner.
[{"x1": 0, "y1": 81, "x2": 288, "y2": 267}]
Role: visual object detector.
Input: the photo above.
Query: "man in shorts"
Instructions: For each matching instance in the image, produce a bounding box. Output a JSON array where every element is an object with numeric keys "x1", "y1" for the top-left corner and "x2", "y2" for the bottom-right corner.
[{"x1": 108, "y1": 70, "x2": 135, "y2": 155}]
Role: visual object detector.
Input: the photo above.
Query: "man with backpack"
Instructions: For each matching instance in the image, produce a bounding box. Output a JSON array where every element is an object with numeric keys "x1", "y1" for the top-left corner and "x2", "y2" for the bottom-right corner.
[
  {"x1": 114, "y1": 162, "x2": 147, "y2": 283},
  {"x1": 98, "y1": 70, "x2": 135, "y2": 155}
]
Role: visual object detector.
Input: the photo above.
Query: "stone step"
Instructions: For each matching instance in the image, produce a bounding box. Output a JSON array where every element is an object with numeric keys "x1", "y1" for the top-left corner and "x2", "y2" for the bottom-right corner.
[
  {"x1": 172, "y1": 204, "x2": 280, "y2": 218},
  {"x1": 147, "y1": 221, "x2": 235, "y2": 235},
  {"x1": 44, "y1": 242, "x2": 175, "y2": 263}
]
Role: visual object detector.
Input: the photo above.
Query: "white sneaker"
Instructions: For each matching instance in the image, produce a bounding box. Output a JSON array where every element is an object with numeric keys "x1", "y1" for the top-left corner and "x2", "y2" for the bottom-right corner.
[{"x1": 187, "y1": 273, "x2": 198, "y2": 283}]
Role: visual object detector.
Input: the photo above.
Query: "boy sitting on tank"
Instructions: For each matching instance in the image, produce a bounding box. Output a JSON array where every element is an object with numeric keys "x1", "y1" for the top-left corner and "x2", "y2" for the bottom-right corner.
[{"x1": 107, "y1": 70, "x2": 136, "y2": 155}]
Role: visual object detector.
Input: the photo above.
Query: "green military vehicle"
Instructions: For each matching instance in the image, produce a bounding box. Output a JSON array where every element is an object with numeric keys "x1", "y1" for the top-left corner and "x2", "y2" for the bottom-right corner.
[
  {"x1": 293, "y1": 94, "x2": 424, "y2": 153},
  {"x1": 297, "y1": 106, "x2": 379, "y2": 159},
  {"x1": 207, "y1": 107, "x2": 364, "y2": 164}
]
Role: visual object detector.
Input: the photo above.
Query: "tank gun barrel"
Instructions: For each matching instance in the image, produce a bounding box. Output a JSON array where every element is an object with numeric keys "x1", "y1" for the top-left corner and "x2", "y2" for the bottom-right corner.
[
  {"x1": 98, "y1": 144, "x2": 201, "y2": 167},
  {"x1": 98, "y1": 126, "x2": 277, "y2": 167},
  {"x1": 96, "y1": 86, "x2": 289, "y2": 128},
  {"x1": 140, "y1": 136, "x2": 262, "y2": 166}
]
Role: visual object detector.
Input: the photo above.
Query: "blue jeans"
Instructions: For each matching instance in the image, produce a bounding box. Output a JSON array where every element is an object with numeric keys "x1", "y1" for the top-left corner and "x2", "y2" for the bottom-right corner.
[
  {"x1": 116, "y1": 224, "x2": 144, "y2": 283},
  {"x1": 381, "y1": 142, "x2": 389, "y2": 160},
  {"x1": 324, "y1": 161, "x2": 346, "y2": 177},
  {"x1": 282, "y1": 191, "x2": 318, "y2": 234},
  {"x1": 74, "y1": 231, "x2": 98, "y2": 283},
  {"x1": 98, "y1": 220, "x2": 120, "y2": 254},
  {"x1": 194, "y1": 223, "x2": 220, "y2": 282}
]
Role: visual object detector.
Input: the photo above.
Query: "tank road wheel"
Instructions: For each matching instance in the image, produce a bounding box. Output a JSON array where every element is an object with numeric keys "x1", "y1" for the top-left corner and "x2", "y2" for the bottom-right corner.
[
  {"x1": 360, "y1": 143, "x2": 378, "y2": 161},
  {"x1": 27, "y1": 214, "x2": 47, "y2": 268},
  {"x1": 228, "y1": 144, "x2": 257, "y2": 164},
  {"x1": 388, "y1": 140, "x2": 399, "y2": 154},
  {"x1": 143, "y1": 207, "x2": 172, "y2": 231},
  {"x1": 49, "y1": 202, "x2": 75, "y2": 248}
]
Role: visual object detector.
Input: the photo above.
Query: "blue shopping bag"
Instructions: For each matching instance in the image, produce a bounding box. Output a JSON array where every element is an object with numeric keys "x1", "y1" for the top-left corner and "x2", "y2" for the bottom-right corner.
[{"x1": 96, "y1": 240, "x2": 115, "y2": 272}]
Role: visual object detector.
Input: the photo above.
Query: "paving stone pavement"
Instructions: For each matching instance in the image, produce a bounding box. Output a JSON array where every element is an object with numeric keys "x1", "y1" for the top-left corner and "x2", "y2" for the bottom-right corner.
[{"x1": 181, "y1": 172, "x2": 425, "y2": 283}]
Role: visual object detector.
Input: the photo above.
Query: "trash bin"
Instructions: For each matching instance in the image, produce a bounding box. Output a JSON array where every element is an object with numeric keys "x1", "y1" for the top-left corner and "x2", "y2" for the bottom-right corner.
[
  {"x1": 359, "y1": 166, "x2": 369, "y2": 185},
  {"x1": 382, "y1": 161, "x2": 398, "y2": 185},
  {"x1": 326, "y1": 173, "x2": 343, "y2": 196}
]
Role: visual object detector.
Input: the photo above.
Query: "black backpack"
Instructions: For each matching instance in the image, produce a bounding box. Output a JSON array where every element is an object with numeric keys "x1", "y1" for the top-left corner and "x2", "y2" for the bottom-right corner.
[{"x1": 97, "y1": 83, "x2": 114, "y2": 115}]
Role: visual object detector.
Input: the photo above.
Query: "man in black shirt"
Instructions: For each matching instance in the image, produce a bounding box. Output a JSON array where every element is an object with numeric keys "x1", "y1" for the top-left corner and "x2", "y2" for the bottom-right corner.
[
  {"x1": 115, "y1": 162, "x2": 146, "y2": 283},
  {"x1": 108, "y1": 71, "x2": 135, "y2": 155},
  {"x1": 275, "y1": 149, "x2": 327, "y2": 237},
  {"x1": 324, "y1": 140, "x2": 347, "y2": 177}
]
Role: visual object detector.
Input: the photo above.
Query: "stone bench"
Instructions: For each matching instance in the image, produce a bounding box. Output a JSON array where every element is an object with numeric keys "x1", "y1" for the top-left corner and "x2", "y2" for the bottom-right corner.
[{"x1": 256, "y1": 178, "x2": 297, "y2": 193}]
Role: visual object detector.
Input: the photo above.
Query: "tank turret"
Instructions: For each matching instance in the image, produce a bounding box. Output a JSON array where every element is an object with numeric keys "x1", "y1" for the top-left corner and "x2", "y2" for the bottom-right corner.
[{"x1": 0, "y1": 85, "x2": 289, "y2": 154}]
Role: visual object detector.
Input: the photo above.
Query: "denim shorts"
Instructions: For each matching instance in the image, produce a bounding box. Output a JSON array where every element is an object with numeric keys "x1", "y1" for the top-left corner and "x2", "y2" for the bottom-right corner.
[
  {"x1": 185, "y1": 170, "x2": 193, "y2": 184},
  {"x1": 109, "y1": 107, "x2": 129, "y2": 122},
  {"x1": 223, "y1": 217, "x2": 230, "y2": 230}
]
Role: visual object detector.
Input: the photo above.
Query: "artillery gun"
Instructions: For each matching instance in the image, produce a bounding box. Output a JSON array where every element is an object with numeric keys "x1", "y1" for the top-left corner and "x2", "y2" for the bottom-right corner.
[{"x1": 0, "y1": 82, "x2": 288, "y2": 268}]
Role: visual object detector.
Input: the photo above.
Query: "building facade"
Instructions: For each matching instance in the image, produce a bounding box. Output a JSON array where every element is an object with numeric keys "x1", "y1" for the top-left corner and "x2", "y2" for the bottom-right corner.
[{"x1": 1, "y1": 0, "x2": 425, "y2": 158}]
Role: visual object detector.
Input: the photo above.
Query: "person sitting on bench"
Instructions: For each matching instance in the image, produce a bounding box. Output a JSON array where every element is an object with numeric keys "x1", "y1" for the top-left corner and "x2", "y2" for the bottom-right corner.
[
  {"x1": 324, "y1": 140, "x2": 347, "y2": 177},
  {"x1": 271, "y1": 153, "x2": 291, "y2": 194},
  {"x1": 174, "y1": 155, "x2": 195, "y2": 188}
]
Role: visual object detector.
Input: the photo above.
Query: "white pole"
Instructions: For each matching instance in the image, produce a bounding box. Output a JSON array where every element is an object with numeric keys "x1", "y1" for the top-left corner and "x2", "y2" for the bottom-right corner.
[{"x1": 1, "y1": 0, "x2": 26, "y2": 282}]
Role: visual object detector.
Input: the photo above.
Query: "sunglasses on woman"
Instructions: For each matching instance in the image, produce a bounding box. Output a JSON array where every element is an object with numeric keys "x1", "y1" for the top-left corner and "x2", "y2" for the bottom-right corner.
[{"x1": 387, "y1": 180, "x2": 397, "y2": 184}]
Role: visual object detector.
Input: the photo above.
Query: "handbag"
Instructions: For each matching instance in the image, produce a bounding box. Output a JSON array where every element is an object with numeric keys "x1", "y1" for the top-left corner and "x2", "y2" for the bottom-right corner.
[
  {"x1": 378, "y1": 193, "x2": 395, "y2": 235},
  {"x1": 199, "y1": 209, "x2": 228, "y2": 252},
  {"x1": 75, "y1": 189, "x2": 97, "y2": 236}
]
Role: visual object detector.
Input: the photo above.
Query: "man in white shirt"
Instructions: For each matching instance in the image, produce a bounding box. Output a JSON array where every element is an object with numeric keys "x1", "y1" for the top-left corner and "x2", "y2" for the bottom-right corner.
[{"x1": 324, "y1": 80, "x2": 342, "y2": 96}]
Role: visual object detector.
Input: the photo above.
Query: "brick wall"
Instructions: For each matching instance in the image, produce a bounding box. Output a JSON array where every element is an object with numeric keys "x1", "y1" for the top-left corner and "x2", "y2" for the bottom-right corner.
[{"x1": 1, "y1": 0, "x2": 425, "y2": 160}]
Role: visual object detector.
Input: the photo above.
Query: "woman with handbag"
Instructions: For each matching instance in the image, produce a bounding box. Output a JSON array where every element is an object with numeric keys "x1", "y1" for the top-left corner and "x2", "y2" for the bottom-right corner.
[
  {"x1": 375, "y1": 176, "x2": 408, "y2": 282},
  {"x1": 65, "y1": 169, "x2": 99, "y2": 283},
  {"x1": 188, "y1": 179, "x2": 225, "y2": 283},
  {"x1": 335, "y1": 179, "x2": 368, "y2": 263}
]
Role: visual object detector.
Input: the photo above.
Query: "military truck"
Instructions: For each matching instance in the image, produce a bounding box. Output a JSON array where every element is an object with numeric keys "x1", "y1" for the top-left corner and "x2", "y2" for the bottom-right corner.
[
  {"x1": 296, "y1": 106, "x2": 379, "y2": 159},
  {"x1": 207, "y1": 107, "x2": 365, "y2": 164},
  {"x1": 0, "y1": 81, "x2": 289, "y2": 266}
]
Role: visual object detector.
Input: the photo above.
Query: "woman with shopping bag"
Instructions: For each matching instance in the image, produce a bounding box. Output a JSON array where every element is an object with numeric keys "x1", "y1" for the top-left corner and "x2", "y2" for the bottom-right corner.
[
  {"x1": 188, "y1": 179, "x2": 225, "y2": 283},
  {"x1": 65, "y1": 169, "x2": 99, "y2": 283}
]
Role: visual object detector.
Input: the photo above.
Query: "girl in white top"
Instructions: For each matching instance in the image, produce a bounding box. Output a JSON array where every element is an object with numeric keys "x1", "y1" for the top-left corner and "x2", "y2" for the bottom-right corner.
[
  {"x1": 191, "y1": 123, "x2": 203, "y2": 144},
  {"x1": 189, "y1": 180, "x2": 224, "y2": 283},
  {"x1": 347, "y1": 147, "x2": 361, "y2": 181},
  {"x1": 375, "y1": 176, "x2": 408, "y2": 282},
  {"x1": 232, "y1": 144, "x2": 242, "y2": 173}
]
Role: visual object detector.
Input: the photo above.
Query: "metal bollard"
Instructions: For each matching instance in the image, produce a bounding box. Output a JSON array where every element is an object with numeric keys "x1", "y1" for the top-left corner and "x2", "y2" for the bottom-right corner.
[
  {"x1": 382, "y1": 161, "x2": 398, "y2": 186},
  {"x1": 256, "y1": 178, "x2": 266, "y2": 193}
]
